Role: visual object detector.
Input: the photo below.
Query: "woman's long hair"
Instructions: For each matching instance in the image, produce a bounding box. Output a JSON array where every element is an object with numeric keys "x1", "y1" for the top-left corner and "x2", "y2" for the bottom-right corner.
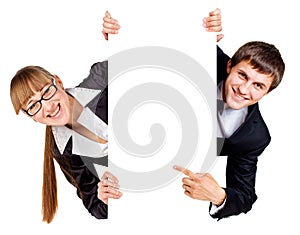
[
  {"x1": 11, "y1": 66, "x2": 82, "y2": 223},
  {"x1": 43, "y1": 126, "x2": 82, "y2": 223},
  {"x1": 42, "y1": 126, "x2": 58, "y2": 223}
]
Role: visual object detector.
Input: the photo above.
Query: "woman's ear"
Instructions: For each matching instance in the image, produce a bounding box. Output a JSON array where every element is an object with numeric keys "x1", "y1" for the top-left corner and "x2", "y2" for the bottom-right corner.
[
  {"x1": 226, "y1": 59, "x2": 232, "y2": 74},
  {"x1": 53, "y1": 74, "x2": 64, "y2": 89}
]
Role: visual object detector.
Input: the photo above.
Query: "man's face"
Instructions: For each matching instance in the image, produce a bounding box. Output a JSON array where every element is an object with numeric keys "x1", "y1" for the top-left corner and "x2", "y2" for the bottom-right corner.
[{"x1": 224, "y1": 60, "x2": 273, "y2": 110}]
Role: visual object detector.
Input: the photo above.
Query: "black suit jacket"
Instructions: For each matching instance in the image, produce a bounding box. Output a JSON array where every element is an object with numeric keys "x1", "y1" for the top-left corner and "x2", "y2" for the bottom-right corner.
[
  {"x1": 211, "y1": 47, "x2": 271, "y2": 219},
  {"x1": 52, "y1": 61, "x2": 108, "y2": 219}
]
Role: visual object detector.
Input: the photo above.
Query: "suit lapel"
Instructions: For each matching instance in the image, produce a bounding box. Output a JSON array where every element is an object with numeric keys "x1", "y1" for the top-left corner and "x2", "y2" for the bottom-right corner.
[{"x1": 218, "y1": 104, "x2": 259, "y2": 156}]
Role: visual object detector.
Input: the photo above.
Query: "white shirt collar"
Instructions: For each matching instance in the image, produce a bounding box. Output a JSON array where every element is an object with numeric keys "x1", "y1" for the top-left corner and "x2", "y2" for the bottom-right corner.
[
  {"x1": 217, "y1": 81, "x2": 228, "y2": 111},
  {"x1": 217, "y1": 81, "x2": 248, "y2": 138},
  {"x1": 51, "y1": 87, "x2": 107, "y2": 157}
]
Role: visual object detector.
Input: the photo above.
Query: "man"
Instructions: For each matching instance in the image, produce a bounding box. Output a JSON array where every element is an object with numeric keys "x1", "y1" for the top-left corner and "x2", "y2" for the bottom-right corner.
[
  {"x1": 174, "y1": 11, "x2": 285, "y2": 219},
  {"x1": 102, "y1": 9, "x2": 285, "y2": 220}
]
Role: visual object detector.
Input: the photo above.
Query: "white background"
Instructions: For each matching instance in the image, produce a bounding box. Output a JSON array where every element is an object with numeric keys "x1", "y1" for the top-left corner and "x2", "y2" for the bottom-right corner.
[{"x1": 0, "y1": 0, "x2": 299, "y2": 234}]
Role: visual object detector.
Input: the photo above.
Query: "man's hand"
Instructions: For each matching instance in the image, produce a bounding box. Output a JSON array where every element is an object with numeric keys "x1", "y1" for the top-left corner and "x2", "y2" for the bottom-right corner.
[
  {"x1": 102, "y1": 10, "x2": 120, "y2": 40},
  {"x1": 202, "y1": 8, "x2": 224, "y2": 42},
  {"x1": 97, "y1": 171, "x2": 122, "y2": 204},
  {"x1": 173, "y1": 165, "x2": 226, "y2": 206}
]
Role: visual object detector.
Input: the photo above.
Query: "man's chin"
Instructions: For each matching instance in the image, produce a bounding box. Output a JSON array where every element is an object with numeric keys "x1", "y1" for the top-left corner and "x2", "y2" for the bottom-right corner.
[{"x1": 227, "y1": 101, "x2": 248, "y2": 110}]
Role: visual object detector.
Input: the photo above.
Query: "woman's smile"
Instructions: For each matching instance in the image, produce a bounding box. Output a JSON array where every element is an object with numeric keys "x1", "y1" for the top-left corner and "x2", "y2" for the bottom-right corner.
[{"x1": 47, "y1": 103, "x2": 61, "y2": 119}]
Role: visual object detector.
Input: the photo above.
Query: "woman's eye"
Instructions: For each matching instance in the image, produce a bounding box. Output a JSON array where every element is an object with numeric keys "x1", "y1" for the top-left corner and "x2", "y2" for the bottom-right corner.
[
  {"x1": 28, "y1": 103, "x2": 37, "y2": 111},
  {"x1": 44, "y1": 87, "x2": 50, "y2": 95}
]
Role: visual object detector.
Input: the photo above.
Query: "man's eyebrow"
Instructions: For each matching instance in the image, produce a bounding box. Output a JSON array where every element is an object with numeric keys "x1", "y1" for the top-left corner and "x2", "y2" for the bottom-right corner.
[
  {"x1": 238, "y1": 68, "x2": 269, "y2": 89},
  {"x1": 237, "y1": 69, "x2": 249, "y2": 77}
]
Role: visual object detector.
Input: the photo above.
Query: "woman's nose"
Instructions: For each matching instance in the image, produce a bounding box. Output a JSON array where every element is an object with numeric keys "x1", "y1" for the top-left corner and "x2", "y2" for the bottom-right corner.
[{"x1": 42, "y1": 100, "x2": 55, "y2": 115}]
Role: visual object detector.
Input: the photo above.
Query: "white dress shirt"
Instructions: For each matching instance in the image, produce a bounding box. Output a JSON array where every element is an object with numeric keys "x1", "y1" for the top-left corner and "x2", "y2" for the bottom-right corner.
[
  {"x1": 217, "y1": 82, "x2": 248, "y2": 138},
  {"x1": 51, "y1": 87, "x2": 108, "y2": 178},
  {"x1": 210, "y1": 81, "x2": 248, "y2": 215}
]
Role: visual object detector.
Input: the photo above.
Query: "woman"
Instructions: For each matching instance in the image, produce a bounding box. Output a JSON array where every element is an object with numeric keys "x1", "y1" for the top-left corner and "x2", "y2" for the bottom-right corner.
[
  {"x1": 10, "y1": 13, "x2": 122, "y2": 222},
  {"x1": 10, "y1": 9, "x2": 222, "y2": 223}
]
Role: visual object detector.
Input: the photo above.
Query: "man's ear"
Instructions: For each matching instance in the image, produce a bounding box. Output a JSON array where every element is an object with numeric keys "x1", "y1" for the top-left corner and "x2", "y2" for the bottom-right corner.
[
  {"x1": 53, "y1": 74, "x2": 64, "y2": 89},
  {"x1": 226, "y1": 59, "x2": 232, "y2": 74}
]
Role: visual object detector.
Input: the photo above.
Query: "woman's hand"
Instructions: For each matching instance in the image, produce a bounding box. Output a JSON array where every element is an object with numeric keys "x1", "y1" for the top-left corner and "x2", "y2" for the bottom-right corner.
[
  {"x1": 97, "y1": 171, "x2": 123, "y2": 204},
  {"x1": 102, "y1": 10, "x2": 120, "y2": 40}
]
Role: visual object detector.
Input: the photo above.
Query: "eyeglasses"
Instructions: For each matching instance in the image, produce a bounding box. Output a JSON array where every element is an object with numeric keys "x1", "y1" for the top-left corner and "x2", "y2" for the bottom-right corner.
[{"x1": 23, "y1": 78, "x2": 58, "y2": 116}]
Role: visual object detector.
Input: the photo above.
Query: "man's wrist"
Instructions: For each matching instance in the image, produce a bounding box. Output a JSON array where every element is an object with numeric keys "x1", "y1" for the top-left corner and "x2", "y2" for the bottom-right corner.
[{"x1": 213, "y1": 188, "x2": 226, "y2": 206}]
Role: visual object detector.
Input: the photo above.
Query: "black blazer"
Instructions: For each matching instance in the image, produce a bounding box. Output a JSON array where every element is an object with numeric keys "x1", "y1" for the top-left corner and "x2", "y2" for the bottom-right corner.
[
  {"x1": 211, "y1": 47, "x2": 271, "y2": 219},
  {"x1": 52, "y1": 61, "x2": 108, "y2": 219}
]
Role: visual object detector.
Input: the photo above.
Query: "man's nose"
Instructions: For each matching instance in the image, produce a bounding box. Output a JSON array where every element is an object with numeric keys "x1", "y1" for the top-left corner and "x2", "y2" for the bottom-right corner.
[{"x1": 238, "y1": 81, "x2": 251, "y2": 94}]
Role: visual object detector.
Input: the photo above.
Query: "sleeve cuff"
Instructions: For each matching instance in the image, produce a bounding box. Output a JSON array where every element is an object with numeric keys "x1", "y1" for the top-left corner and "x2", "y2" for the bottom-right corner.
[{"x1": 209, "y1": 197, "x2": 227, "y2": 215}]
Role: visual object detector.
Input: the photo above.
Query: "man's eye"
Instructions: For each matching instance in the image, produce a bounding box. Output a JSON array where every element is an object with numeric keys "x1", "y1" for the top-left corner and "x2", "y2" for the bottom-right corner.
[
  {"x1": 238, "y1": 72, "x2": 247, "y2": 79},
  {"x1": 255, "y1": 83, "x2": 262, "y2": 89}
]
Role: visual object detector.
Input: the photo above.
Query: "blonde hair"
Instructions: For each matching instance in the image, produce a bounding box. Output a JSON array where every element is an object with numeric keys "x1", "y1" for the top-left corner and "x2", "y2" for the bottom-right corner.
[
  {"x1": 10, "y1": 66, "x2": 53, "y2": 114},
  {"x1": 10, "y1": 66, "x2": 58, "y2": 223},
  {"x1": 43, "y1": 126, "x2": 58, "y2": 223}
]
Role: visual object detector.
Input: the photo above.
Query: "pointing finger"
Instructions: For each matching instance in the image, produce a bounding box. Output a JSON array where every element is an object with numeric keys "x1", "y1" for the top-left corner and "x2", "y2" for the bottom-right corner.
[{"x1": 173, "y1": 165, "x2": 197, "y2": 179}]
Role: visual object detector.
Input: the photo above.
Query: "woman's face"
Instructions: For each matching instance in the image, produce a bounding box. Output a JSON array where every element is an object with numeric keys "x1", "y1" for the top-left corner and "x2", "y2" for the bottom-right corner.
[{"x1": 23, "y1": 76, "x2": 72, "y2": 126}]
